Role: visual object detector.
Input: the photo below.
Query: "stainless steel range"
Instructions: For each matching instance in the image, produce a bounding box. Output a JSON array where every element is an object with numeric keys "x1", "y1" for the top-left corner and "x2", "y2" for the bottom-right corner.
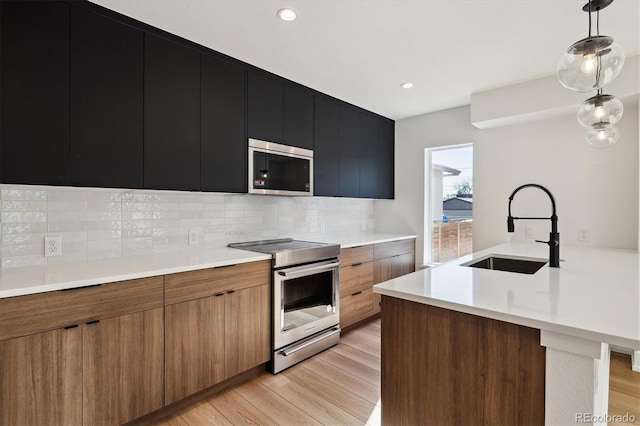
[{"x1": 228, "y1": 238, "x2": 341, "y2": 373}]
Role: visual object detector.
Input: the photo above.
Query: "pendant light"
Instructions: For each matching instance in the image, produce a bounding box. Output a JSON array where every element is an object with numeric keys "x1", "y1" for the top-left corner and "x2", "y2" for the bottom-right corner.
[
  {"x1": 557, "y1": 0, "x2": 625, "y2": 92},
  {"x1": 557, "y1": 0, "x2": 625, "y2": 148},
  {"x1": 577, "y1": 92, "x2": 623, "y2": 128}
]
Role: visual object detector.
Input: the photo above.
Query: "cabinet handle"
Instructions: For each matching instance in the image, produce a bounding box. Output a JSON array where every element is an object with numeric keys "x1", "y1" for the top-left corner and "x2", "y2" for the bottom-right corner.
[
  {"x1": 60, "y1": 283, "x2": 102, "y2": 292},
  {"x1": 226, "y1": 290, "x2": 235, "y2": 294},
  {"x1": 351, "y1": 262, "x2": 363, "y2": 267},
  {"x1": 87, "y1": 320, "x2": 100, "y2": 325},
  {"x1": 64, "y1": 324, "x2": 79, "y2": 330},
  {"x1": 351, "y1": 291, "x2": 363, "y2": 296},
  {"x1": 214, "y1": 292, "x2": 224, "y2": 297}
]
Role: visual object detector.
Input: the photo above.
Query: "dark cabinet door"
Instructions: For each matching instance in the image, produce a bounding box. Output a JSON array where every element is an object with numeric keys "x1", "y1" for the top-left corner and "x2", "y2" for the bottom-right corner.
[
  {"x1": 377, "y1": 118, "x2": 394, "y2": 199},
  {"x1": 144, "y1": 34, "x2": 200, "y2": 191},
  {"x1": 70, "y1": 6, "x2": 143, "y2": 189},
  {"x1": 283, "y1": 84, "x2": 314, "y2": 150},
  {"x1": 339, "y1": 106, "x2": 360, "y2": 198},
  {"x1": 1, "y1": 1, "x2": 70, "y2": 185},
  {"x1": 313, "y1": 96, "x2": 341, "y2": 197},
  {"x1": 359, "y1": 113, "x2": 378, "y2": 198},
  {"x1": 247, "y1": 71, "x2": 283, "y2": 143},
  {"x1": 201, "y1": 55, "x2": 246, "y2": 193}
]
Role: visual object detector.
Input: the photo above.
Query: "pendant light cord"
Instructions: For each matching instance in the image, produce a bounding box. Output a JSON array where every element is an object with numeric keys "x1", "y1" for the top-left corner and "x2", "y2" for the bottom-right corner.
[{"x1": 588, "y1": 0, "x2": 592, "y2": 37}]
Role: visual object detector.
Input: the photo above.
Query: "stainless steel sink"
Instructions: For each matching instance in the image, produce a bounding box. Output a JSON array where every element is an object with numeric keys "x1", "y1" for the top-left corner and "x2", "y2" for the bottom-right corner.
[{"x1": 462, "y1": 255, "x2": 547, "y2": 275}]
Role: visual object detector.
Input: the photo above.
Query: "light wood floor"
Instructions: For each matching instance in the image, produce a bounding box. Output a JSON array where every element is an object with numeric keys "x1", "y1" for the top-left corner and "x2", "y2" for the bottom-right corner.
[
  {"x1": 153, "y1": 320, "x2": 382, "y2": 426},
  {"x1": 610, "y1": 352, "x2": 640, "y2": 425},
  {"x1": 152, "y1": 320, "x2": 639, "y2": 425}
]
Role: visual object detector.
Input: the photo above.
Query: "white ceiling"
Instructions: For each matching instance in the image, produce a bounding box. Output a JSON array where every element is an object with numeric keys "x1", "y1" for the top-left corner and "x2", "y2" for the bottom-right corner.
[{"x1": 91, "y1": 0, "x2": 640, "y2": 120}]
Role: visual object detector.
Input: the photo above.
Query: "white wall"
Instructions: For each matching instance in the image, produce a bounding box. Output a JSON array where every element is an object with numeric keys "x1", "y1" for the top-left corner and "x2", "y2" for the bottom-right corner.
[
  {"x1": 376, "y1": 96, "x2": 639, "y2": 264},
  {"x1": 374, "y1": 106, "x2": 478, "y2": 265},
  {"x1": 474, "y1": 99, "x2": 638, "y2": 251}
]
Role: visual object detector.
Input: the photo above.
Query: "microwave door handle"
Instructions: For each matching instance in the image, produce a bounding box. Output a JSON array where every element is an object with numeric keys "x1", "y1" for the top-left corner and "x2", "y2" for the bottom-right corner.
[{"x1": 277, "y1": 261, "x2": 340, "y2": 278}]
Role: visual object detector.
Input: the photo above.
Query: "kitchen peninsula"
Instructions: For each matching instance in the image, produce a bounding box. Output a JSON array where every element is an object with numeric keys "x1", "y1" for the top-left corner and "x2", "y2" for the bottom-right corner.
[{"x1": 374, "y1": 242, "x2": 640, "y2": 425}]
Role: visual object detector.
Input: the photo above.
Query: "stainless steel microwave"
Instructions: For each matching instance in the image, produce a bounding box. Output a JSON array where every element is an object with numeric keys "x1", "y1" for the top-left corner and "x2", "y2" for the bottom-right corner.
[{"x1": 248, "y1": 139, "x2": 313, "y2": 196}]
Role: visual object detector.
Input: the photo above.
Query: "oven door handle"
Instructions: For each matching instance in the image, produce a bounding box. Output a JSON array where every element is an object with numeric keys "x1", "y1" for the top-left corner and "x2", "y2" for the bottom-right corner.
[
  {"x1": 281, "y1": 327, "x2": 341, "y2": 356},
  {"x1": 277, "y1": 261, "x2": 340, "y2": 278}
]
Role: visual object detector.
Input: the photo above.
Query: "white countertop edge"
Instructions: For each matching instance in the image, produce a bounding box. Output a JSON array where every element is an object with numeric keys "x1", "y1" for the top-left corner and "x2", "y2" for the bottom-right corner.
[
  {"x1": 337, "y1": 233, "x2": 416, "y2": 248},
  {"x1": 0, "y1": 251, "x2": 271, "y2": 299},
  {"x1": 374, "y1": 286, "x2": 639, "y2": 350}
]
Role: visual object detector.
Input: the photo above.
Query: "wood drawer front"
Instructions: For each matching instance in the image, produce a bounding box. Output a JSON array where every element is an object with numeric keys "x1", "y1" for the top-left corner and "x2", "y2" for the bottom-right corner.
[
  {"x1": 165, "y1": 260, "x2": 271, "y2": 305},
  {"x1": 0, "y1": 276, "x2": 163, "y2": 341},
  {"x1": 340, "y1": 262, "x2": 373, "y2": 299},
  {"x1": 340, "y1": 288, "x2": 375, "y2": 328},
  {"x1": 340, "y1": 245, "x2": 373, "y2": 266},
  {"x1": 373, "y1": 239, "x2": 415, "y2": 260}
]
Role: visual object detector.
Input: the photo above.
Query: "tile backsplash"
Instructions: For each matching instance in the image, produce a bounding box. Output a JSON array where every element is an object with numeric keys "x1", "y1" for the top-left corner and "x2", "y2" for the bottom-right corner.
[{"x1": 0, "y1": 185, "x2": 375, "y2": 269}]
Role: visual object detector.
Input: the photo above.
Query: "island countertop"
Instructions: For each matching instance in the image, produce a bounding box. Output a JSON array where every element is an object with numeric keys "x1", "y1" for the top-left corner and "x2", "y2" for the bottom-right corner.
[{"x1": 373, "y1": 242, "x2": 640, "y2": 349}]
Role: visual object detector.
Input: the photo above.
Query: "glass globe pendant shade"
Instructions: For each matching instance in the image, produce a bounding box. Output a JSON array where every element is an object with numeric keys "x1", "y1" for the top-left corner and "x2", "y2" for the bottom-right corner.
[
  {"x1": 557, "y1": 35, "x2": 625, "y2": 92},
  {"x1": 577, "y1": 94, "x2": 623, "y2": 127},
  {"x1": 585, "y1": 123, "x2": 619, "y2": 149}
]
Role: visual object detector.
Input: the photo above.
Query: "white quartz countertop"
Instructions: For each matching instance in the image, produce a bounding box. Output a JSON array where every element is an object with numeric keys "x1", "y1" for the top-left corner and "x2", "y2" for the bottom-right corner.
[
  {"x1": 0, "y1": 233, "x2": 415, "y2": 299},
  {"x1": 373, "y1": 242, "x2": 640, "y2": 349}
]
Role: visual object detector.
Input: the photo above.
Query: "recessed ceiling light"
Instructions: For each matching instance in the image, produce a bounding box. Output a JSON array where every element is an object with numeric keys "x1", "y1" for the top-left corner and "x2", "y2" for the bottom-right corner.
[
  {"x1": 400, "y1": 82, "x2": 414, "y2": 89},
  {"x1": 277, "y1": 8, "x2": 298, "y2": 22}
]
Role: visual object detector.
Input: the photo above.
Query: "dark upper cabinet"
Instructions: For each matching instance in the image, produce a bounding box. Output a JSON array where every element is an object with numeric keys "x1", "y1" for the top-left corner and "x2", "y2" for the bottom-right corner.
[
  {"x1": 1, "y1": 1, "x2": 70, "y2": 185},
  {"x1": 377, "y1": 119, "x2": 395, "y2": 199},
  {"x1": 144, "y1": 34, "x2": 201, "y2": 191},
  {"x1": 359, "y1": 113, "x2": 378, "y2": 199},
  {"x1": 70, "y1": 6, "x2": 143, "y2": 189},
  {"x1": 283, "y1": 84, "x2": 314, "y2": 150},
  {"x1": 314, "y1": 96, "x2": 341, "y2": 196},
  {"x1": 247, "y1": 72, "x2": 283, "y2": 143},
  {"x1": 201, "y1": 55, "x2": 246, "y2": 193},
  {"x1": 339, "y1": 106, "x2": 360, "y2": 198}
]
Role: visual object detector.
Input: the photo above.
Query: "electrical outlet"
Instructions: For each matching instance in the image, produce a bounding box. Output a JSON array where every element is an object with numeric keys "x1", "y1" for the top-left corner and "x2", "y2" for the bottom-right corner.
[
  {"x1": 320, "y1": 222, "x2": 326, "y2": 234},
  {"x1": 525, "y1": 227, "x2": 534, "y2": 239},
  {"x1": 44, "y1": 235, "x2": 62, "y2": 257},
  {"x1": 361, "y1": 222, "x2": 367, "y2": 231},
  {"x1": 188, "y1": 229, "x2": 200, "y2": 245},
  {"x1": 578, "y1": 227, "x2": 590, "y2": 242}
]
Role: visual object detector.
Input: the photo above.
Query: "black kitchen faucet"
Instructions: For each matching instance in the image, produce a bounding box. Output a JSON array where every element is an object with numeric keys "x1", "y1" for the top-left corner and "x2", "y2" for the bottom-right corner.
[{"x1": 507, "y1": 183, "x2": 560, "y2": 267}]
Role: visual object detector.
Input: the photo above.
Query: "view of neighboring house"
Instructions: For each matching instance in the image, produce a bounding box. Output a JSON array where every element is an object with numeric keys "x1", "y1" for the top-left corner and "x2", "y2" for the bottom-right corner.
[{"x1": 443, "y1": 195, "x2": 472, "y2": 222}]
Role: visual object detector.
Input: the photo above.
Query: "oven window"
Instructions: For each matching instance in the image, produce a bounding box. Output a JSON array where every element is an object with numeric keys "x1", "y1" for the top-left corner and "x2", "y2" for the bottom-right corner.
[
  {"x1": 282, "y1": 270, "x2": 335, "y2": 331},
  {"x1": 253, "y1": 151, "x2": 310, "y2": 192}
]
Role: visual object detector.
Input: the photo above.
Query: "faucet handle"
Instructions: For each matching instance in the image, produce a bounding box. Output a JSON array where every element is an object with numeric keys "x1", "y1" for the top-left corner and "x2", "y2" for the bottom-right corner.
[{"x1": 535, "y1": 239, "x2": 559, "y2": 247}]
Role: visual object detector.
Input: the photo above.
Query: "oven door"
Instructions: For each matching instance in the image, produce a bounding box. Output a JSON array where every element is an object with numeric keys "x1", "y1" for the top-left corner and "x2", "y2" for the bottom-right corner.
[{"x1": 273, "y1": 259, "x2": 340, "y2": 350}]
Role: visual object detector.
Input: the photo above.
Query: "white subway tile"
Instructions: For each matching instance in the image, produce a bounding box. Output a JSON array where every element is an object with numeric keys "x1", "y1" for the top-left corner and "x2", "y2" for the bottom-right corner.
[
  {"x1": 2, "y1": 255, "x2": 47, "y2": 268},
  {"x1": 2, "y1": 222, "x2": 48, "y2": 235},
  {"x1": 1, "y1": 200, "x2": 47, "y2": 212},
  {"x1": 88, "y1": 240, "x2": 121, "y2": 260},
  {"x1": 48, "y1": 221, "x2": 88, "y2": 232},
  {"x1": 1, "y1": 187, "x2": 47, "y2": 200},
  {"x1": 2, "y1": 212, "x2": 47, "y2": 223}
]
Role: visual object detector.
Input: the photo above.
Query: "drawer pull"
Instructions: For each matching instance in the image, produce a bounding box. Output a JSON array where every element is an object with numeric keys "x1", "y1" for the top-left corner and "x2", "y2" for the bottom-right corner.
[
  {"x1": 87, "y1": 320, "x2": 100, "y2": 325},
  {"x1": 214, "y1": 292, "x2": 224, "y2": 297},
  {"x1": 351, "y1": 262, "x2": 363, "y2": 267},
  {"x1": 226, "y1": 290, "x2": 236, "y2": 294},
  {"x1": 60, "y1": 284, "x2": 102, "y2": 292},
  {"x1": 64, "y1": 324, "x2": 79, "y2": 330},
  {"x1": 351, "y1": 291, "x2": 363, "y2": 296}
]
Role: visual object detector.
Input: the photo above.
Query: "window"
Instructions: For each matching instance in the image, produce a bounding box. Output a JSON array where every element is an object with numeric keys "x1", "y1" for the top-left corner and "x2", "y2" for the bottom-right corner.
[{"x1": 424, "y1": 144, "x2": 473, "y2": 265}]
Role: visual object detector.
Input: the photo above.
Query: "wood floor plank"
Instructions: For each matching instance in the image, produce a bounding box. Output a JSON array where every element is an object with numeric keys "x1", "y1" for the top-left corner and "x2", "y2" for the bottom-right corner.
[
  {"x1": 339, "y1": 331, "x2": 380, "y2": 358},
  {"x1": 314, "y1": 349, "x2": 381, "y2": 387},
  {"x1": 330, "y1": 341, "x2": 381, "y2": 371},
  {"x1": 609, "y1": 352, "x2": 640, "y2": 425},
  {"x1": 300, "y1": 357, "x2": 380, "y2": 404},
  {"x1": 207, "y1": 388, "x2": 279, "y2": 426},
  {"x1": 253, "y1": 372, "x2": 364, "y2": 425},
  {"x1": 233, "y1": 377, "x2": 323, "y2": 426},
  {"x1": 176, "y1": 400, "x2": 232, "y2": 426},
  {"x1": 283, "y1": 363, "x2": 377, "y2": 422}
]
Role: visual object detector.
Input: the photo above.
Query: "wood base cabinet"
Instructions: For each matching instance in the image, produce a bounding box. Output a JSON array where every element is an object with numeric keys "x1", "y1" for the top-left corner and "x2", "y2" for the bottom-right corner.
[
  {"x1": 83, "y1": 308, "x2": 164, "y2": 425},
  {"x1": 164, "y1": 261, "x2": 271, "y2": 405},
  {"x1": 0, "y1": 276, "x2": 164, "y2": 426},
  {"x1": 339, "y1": 238, "x2": 415, "y2": 328},
  {"x1": 0, "y1": 327, "x2": 83, "y2": 426},
  {"x1": 381, "y1": 296, "x2": 545, "y2": 426}
]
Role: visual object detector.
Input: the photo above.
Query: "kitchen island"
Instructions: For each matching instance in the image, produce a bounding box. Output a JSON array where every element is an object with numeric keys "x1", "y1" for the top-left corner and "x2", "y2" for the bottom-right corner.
[{"x1": 373, "y1": 243, "x2": 639, "y2": 426}]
